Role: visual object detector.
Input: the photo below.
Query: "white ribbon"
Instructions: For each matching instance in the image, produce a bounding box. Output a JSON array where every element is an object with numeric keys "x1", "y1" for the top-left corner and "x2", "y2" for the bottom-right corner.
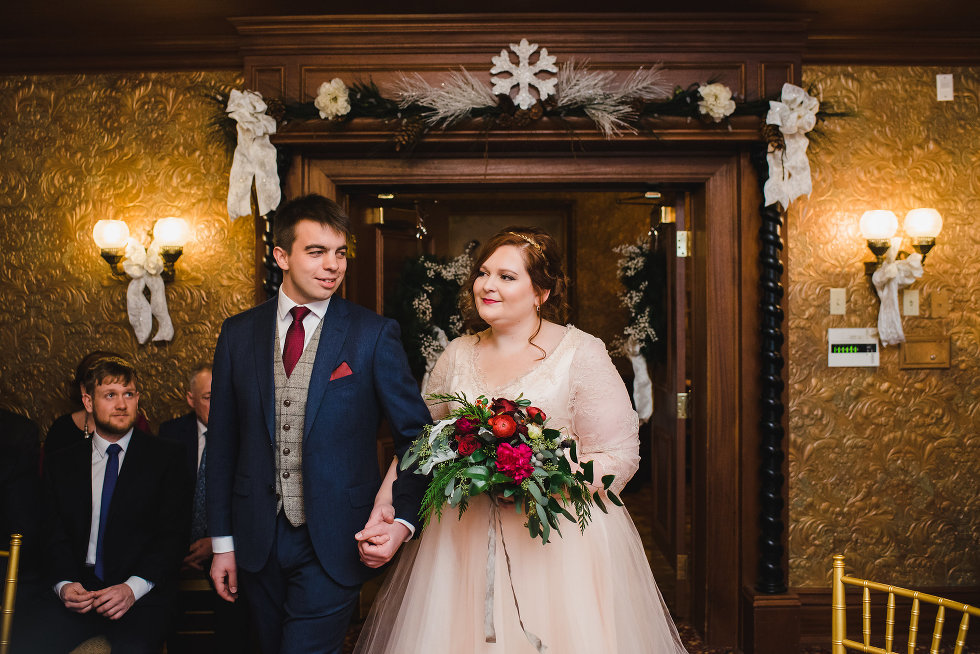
[
  {"x1": 420, "y1": 326, "x2": 450, "y2": 391},
  {"x1": 226, "y1": 89, "x2": 281, "y2": 219},
  {"x1": 122, "y1": 238, "x2": 174, "y2": 344},
  {"x1": 764, "y1": 83, "x2": 819, "y2": 210},
  {"x1": 872, "y1": 244, "x2": 923, "y2": 347},
  {"x1": 626, "y1": 339, "x2": 653, "y2": 424}
]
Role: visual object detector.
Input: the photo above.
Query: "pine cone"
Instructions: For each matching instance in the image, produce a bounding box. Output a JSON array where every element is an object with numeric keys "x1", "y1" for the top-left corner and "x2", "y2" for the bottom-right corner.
[
  {"x1": 265, "y1": 97, "x2": 286, "y2": 123},
  {"x1": 762, "y1": 123, "x2": 785, "y2": 152},
  {"x1": 510, "y1": 109, "x2": 532, "y2": 127},
  {"x1": 528, "y1": 102, "x2": 544, "y2": 121},
  {"x1": 395, "y1": 117, "x2": 426, "y2": 151}
]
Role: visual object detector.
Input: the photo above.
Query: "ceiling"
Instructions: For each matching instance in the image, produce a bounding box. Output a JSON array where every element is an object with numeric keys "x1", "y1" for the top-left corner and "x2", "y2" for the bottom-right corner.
[{"x1": 2, "y1": 1, "x2": 979, "y2": 72}]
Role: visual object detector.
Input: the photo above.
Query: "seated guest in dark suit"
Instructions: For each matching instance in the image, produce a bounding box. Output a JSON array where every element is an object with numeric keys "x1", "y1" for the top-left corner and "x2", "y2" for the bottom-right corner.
[
  {"x1": 0, "y1": 408, "x2": 41, "y2": 576},
  {"x1": 1, "y1": 409, "x2": 45, "y2": 654},
  {"x1": 44, "y1": 351, "x2": 152, "y2": 463},
  {"x1": 34, "y1": 356, "x2": 189, "y2": 654},
  {"x1": 159, "y1": 364, "x2": 248, "y2": 651}
]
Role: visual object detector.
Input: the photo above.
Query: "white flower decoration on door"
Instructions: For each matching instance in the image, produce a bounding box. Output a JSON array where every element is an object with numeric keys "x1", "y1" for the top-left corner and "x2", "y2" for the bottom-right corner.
[{"x1": 490, "y1": 38, "x2": 558, "y2": 110}]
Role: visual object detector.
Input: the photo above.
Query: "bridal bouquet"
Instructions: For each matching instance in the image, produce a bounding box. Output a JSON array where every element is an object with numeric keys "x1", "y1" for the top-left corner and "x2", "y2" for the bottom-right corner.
[{"x1": 401, "y1": 392, "x2": 623, "y2": 544}]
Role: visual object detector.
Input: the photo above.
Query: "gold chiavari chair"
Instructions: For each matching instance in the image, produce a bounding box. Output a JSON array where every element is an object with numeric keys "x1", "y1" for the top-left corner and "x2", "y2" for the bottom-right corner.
[
  {"x1": 833, "y1": 554, "x2": 980, "y2": 654},
  {"x1": 1, "y1": 534, "x2": 22, "y2": 654}
]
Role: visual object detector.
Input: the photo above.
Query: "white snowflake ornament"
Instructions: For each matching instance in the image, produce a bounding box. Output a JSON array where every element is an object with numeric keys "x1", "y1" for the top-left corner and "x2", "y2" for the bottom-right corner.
[{"x1": 490, "y1": 38, "x2": 558, "y2": 110}]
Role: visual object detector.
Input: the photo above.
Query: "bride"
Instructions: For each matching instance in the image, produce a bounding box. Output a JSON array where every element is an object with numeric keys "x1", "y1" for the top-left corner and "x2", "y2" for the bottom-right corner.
[{"x1": 354, "y1": 227, "x2": 688, "y2": 653}]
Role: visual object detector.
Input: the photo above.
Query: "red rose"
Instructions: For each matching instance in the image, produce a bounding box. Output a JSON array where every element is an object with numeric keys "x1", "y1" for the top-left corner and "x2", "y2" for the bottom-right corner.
[
  {"x1": 488, "y1": 414, "x2": 517, "y2": 439},
  {"x1": 454, "y1": 417, "x2": 478, "y2": 434},
  {"x1": 496, "y1": 442, "x2": 535, "y2": 483},
  {"x1": 526, "y1": 406, "x2": 546, "y2": 424},
  {"x1": 457, "y1": 435, "x2": 480, "y2": 456},
  {"x1": 491, "y1": 397, "x2": 519, "y2": 415}
]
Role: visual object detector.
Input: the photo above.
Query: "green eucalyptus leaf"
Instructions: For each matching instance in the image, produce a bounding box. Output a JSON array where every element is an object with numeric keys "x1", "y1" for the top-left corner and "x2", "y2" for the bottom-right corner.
[
  {"x1": 582, "y1": 460, "x2": 594, "y2": 483},
  {"x1": 592, "y1": 490, "x2": 608, "y2": 513},
  {"x1": 608, "y1": 490, "x2": 624, "y2": 507},
  {"x1": 601, "y1": 474, "x2": 616, "y2": 490},
  {"x1": 462, "y1": 466, "x2": 490, "y2": 481}
]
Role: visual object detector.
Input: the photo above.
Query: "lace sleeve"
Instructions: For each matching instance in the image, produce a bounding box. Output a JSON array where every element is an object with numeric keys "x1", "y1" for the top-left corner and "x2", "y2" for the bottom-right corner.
[
  {"x1": 421, "y1": 338, "x2": 458, "y2": 421},
  {"x1": 568, "y1": 333, "x2": 640, "y2": 495}
]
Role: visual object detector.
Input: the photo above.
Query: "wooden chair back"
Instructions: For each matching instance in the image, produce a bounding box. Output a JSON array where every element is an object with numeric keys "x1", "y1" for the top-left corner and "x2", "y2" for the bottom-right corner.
[
  {"x1": 0, "y1": 534, "x2": 23, "y2": 654},
  {"x1": 833, "y1": 554, "x2": 980, "y2": 654}
]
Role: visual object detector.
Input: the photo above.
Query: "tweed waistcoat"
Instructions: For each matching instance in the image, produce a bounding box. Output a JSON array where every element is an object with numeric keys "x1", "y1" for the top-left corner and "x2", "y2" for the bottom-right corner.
[{"x1": 273, "y1": 316, "x2": 324, "y2": 526}]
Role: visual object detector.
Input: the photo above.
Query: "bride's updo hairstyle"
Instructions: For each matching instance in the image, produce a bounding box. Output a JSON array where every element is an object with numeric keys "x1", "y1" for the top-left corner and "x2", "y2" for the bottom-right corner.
[{"x1": 460, "y1": 226, "x2": 569, "y2": 336}]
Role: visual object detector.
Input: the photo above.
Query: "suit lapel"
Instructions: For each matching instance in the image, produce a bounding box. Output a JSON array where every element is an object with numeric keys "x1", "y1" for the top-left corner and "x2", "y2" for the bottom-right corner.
[
  {"x1": 70, "y1": 441, "x2": 94, "y2": 544},
  {"x1": 252, "y1": 298, "x2": 278, "y2": 443},
  {"x1": 304, "y1": 297, "x2": 350, "y2": 441}
]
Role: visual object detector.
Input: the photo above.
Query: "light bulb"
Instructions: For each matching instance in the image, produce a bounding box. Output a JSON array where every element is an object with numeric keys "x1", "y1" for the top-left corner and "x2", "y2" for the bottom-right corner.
[
  {"x1": 92, "y1": 220, "x2": 130, "y2": 250},
  {"x1": 903, "y1": 208, "x2": 943, "y2": 238},
  {"x1": 858, "y1": 211, "x2": 898, "y2": 240}
]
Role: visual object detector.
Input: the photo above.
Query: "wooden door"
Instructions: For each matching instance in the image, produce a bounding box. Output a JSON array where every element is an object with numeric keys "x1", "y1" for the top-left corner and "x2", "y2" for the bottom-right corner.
[{"x1": 650, "y1": 192, "x2": 691, "y2": 617}]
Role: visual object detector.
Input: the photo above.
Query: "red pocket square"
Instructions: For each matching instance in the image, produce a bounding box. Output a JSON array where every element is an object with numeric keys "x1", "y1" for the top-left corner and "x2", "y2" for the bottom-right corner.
[{"x1": 330, "y1": 362, "x2": 353, "y2": 381}]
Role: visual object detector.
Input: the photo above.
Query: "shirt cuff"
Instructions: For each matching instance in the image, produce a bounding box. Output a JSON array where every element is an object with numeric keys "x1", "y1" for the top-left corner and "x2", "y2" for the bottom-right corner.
[
  {"x1": 393, "y1": 518, "x2": 416, "y2": 541},
  {"x1": 212, "y1": 536, "x2": 235, "y2": 554},
  {"x1": 54, "y1": 581, "x2": 69, "y2": 599},
  {"x1": 124, "y1": 576, "x2": 154, "y2": 602}
]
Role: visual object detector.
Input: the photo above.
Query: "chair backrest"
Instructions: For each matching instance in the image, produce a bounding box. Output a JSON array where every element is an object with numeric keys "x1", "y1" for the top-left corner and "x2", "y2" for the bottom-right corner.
[
  {"x1": 0, "y1": 533, "x2": 23, "y2": 654},
  {"x1": 832, "y1": 554, "x2": 980, "y2": 654}
]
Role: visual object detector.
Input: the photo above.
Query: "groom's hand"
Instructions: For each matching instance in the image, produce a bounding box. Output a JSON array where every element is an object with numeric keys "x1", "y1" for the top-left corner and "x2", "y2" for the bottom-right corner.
[
  {"x1": 355, "y1": 505, "x2": 408, "y2": 568},
  {"x1": 210, "y1": 551, "x2": 239, "y2": 602}
]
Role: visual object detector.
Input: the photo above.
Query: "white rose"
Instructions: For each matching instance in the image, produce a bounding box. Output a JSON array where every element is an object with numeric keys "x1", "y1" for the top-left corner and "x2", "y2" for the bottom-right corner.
[
  {"x1": 314, "y1": 78, "x2": 351, "y2": 120},
  {"x1": 527, "y1": 424, "x2": 543, "y2": 440},
  {"x1": 697, "y1": 83, "x2": 736, "y2": 122}
]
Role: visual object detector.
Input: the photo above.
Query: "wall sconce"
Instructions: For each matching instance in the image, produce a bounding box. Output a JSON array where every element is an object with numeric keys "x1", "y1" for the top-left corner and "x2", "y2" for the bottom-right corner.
[
  {"x1": 859, "y1": 208, "x2": 943, "y2": 347},
  {"x1": 92, "y1": 219, "x2": 131, "y2": 277},
  {"x1": 152, "y1": 217, "x2": 190, "y2": 281},
  {"x1": 860, "y1": 208, "x2": 943, "y2": 276},
  {"x1": 92, "y1": 217, "x2": 189, "y2": 282}
]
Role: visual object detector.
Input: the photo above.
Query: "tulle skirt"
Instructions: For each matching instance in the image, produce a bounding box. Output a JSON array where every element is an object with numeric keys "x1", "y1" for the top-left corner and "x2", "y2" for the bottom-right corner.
[{"x1": 354, "y1": 495, "x2": 689, "y2": 654}]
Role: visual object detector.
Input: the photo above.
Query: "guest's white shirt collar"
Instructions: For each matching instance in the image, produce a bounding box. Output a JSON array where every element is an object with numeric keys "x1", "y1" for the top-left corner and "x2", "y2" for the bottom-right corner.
[
  {"x1": 276, "y1": 290, "x2": 330, "y2": 322},
  {"x1": 92, "y1": 428, "x2": 134, "y2": 458}
]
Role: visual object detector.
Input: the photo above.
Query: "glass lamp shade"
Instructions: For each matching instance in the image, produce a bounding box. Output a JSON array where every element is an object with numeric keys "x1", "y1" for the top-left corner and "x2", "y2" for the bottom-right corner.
[
  {"x1": 92, "y1": 220, "x2": 130, "y2": 249},
  {"x1": 858, "y1": 210, "x2": 899, "y2": 240},
  {"x1": 153, "y1": 217, "x2": 190, "y2": 247},
  {"x1": 903, "y1": 208, "x2": 943, "y2": 238}
]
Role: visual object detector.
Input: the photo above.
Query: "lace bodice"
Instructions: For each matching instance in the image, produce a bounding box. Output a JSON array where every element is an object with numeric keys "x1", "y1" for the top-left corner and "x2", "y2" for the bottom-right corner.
[{"x1": 423, "y1": 326, "x2": 640, "y2": 494}]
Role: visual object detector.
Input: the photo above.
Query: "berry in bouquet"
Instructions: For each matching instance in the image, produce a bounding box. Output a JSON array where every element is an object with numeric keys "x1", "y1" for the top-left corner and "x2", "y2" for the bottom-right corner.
[{"x1": 400, "y1": 391, "x2": 623, "y2": 544}]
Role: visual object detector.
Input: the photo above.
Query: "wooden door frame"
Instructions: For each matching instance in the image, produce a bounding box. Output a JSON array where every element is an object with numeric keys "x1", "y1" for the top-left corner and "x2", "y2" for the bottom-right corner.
[{"x1": 281, "y1": 150, "x2": 746, "y2": 645}]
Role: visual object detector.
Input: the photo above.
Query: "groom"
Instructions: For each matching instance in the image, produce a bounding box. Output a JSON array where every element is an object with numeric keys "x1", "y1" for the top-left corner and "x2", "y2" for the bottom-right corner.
[{"x1": 207, "y1": 194, "x2": 431, "y2": 654}]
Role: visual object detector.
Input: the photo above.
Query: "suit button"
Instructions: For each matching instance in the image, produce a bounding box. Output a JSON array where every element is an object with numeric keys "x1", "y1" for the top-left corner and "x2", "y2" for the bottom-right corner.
[
  {"x1": 282, "y1": 447, "x2": 290, "y2": 455},
  {"x1": 268, "y1": 485, "x2": 275, "y2": 494},
  {"x1": 282, "y1": 471, "x2": 290, "y2": 479},
  {"x1": 283, "y1": 399, "x2": 291, "y2": 407},
  {"x1": 283, "y1": 424, "x2": 291, "y2": 431}
]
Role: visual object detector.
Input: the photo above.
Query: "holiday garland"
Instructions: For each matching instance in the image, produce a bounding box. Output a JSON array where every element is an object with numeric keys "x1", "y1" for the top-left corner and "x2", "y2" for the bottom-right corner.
[{"x1": 612, "y1": 235, "x2": 666, "y2": 363}]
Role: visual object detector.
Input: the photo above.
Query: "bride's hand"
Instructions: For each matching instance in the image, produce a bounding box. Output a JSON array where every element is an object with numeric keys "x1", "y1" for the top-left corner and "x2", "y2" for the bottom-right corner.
[{"x1": 359, "y1": 503, "x2": 395, "y2": 545}]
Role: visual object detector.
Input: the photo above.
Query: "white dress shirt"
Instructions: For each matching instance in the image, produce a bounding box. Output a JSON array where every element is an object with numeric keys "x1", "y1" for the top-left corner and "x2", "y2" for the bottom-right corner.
[
  {"x1": 196, "y1": 418, "x2": 207, "y2": 469},
  {"x1": 54, "y1": 430, "x2": 154, "y2": 601}
]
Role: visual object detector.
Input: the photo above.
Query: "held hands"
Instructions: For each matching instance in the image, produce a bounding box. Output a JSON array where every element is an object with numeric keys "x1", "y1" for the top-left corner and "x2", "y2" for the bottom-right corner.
[
  {"x1": 210, "y1": 551, "x2": 239, "y2": 602},
  {"x1": 92, "y1": 584, "x2": 136, "y2": 620},
  {"x1": 183, "y1": 537, "x2": 213, "y2": 571},
  {"x1": 355, "y1": 503, "x2": 410, "y2": 568}
]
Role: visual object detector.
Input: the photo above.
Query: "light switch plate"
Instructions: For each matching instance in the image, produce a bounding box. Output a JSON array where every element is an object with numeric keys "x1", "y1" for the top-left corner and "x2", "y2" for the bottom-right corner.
[
  {"x1": 829, "y1": 288, "x2": 846, "y2": 315},
  {"x1": 903, "y1": 290, "x2": 919, "y2": 316},
  {"x1": 937, "y1": 74, "x2": 954, "y2": 101},
  {"x1": 931, "y1": 290, "x2": 950, "y2": 317}
]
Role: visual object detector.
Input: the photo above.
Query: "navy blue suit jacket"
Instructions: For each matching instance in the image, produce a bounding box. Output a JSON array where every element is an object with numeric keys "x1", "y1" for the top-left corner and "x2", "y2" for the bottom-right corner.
[
  {"x1": 158, "y1": 412, "x2": 200, "y2": 496},
  {"x1": 206, "y1": 296, "x2": 431, "y2": 586}
]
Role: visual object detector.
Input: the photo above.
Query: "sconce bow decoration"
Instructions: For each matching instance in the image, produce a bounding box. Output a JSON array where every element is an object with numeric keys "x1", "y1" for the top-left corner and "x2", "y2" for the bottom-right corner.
[
  {"x1": 93, "y1": 217, "x2": 189, "y2": 344},
  {"x1": 860, "y1": 208, "x2": 942, "y2": 347}
]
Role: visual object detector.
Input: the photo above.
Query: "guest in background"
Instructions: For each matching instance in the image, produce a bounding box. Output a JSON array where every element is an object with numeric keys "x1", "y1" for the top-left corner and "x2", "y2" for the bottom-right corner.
[
  {"x1": 1, "y1": 408, "x2": 45, "y2": 654},
  {"x1": 44, "y1": 350, "x2": 152, "y2": 462},
  {"x1": 33, "y1": 356, "x2": 188, "y2": 653},
  {"x1": 159, "y1": 364, "x2": 249, "y2": 652}
]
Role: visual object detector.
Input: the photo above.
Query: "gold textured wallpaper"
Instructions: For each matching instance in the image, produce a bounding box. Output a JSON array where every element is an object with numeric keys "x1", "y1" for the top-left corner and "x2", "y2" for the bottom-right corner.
[
  {"x1": 788, "y1": 66, "x2": 980, "y2": 588},
  {"x1": 0, "y1": 71, "x2": 254, "y2": 434}
]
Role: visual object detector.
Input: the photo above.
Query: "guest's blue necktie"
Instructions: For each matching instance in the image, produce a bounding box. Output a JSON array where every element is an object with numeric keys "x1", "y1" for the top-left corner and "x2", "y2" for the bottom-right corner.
[
  {"x1": 94, "y1": 443, "x2": 121, "y2": 581},
  {"x1": 190, "y1": 440, "x2": 207, "y2": 541}
]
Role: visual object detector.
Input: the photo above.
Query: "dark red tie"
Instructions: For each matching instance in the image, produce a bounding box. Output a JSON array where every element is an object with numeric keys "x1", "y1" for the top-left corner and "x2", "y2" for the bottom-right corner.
[{"x1": 283, "y1": 306, "x2": 311, "y2": 377}]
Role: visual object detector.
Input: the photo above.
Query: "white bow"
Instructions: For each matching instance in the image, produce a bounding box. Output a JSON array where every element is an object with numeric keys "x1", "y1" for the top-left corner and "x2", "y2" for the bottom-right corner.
[
  {"x1": 872, "y1": 244, "x2": 923, "y2": 347},
  {"x1": 625, "y1": 339, "x2": 653, "y2": 425},
  {"x1": 122, "y1": 238, "x2": 174, "y2": 344},
  {"x1": 226, "y1": 89, "x2": 281, "y2": 219},
  {"x1": 764, "y1": 83, "x2": 819, "y2": 210}
]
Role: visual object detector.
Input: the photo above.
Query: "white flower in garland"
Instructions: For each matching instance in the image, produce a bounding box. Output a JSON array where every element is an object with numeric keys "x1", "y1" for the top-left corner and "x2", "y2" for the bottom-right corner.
[
  {"x1": 697, "y1": 83, "x2": 736, "y2": 122},
  {"x1": 315, "y1": 78, "x2": 351, "y2": 120}
]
